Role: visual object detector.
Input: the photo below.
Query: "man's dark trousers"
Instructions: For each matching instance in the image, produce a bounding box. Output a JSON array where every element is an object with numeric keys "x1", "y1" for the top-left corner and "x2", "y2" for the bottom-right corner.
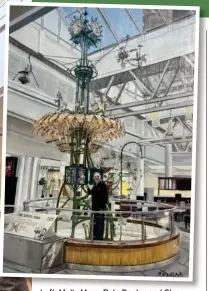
[{"x1": 93, "y1": 213, "x2": 105, "y2": 240}]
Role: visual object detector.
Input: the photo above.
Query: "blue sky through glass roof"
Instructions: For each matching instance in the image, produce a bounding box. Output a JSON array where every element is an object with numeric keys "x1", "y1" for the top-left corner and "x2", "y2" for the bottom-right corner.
[
  {"x1": 61, "y1": 7, "x2": 144, "y2": 53},
  {"x1": 130, "y1": 9, "x2": 144, "y2": 29},
  {"x1": 62, "y1": 7, "x2": 77, "y2": 15},
  {"x1": 83, "y1": 8, "x2": 116, "y2": 51},
  {"x1": 102, "y1": 8, "x2": 139, "y2": 39},
  {"x1": 65, "y1": 11, "x2": 80, "y2": 23}
]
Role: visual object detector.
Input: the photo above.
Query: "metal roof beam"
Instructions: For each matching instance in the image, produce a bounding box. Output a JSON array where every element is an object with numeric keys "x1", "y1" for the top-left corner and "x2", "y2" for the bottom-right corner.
[
  {"x1": 147, "y1": 114, "x2": 188, "y2": 126},
  {"x1": 157, "y1": 10, "x2": 170, "y2": 25},
  {"x1": 129, "y1": 70, "x2": 153, "y2": 95},
  {"x1": 152, "y1": 60, "x2": 170, "y2": 98},
  {"x1": 89, "y1": 54, "x2": 194, "y2": 92},
  {"x1": 159, "y1": 70, "x2": 178, "y2": 106},
  {"x1": 114, "y1": 82, "x2": 127, "y2": 103},
  {"x1": 183, "y1": 55, "x2": 194, "y2": 68},
  {"x1": 176, "y1": 116, "x2": 192, "y2": 133},
  {"x1": 104, "y1": 75, "x2": 115, "y2": 97},
  {"x1": 107, "y1": 91, "x2": 193, "y2": 111},
  {"x1": 10, "y1": 6, "x2": 56, "y2": 33},
  {"x1": 185, "y1": 142, "x2": 191, "y2": 152},
  {"x1": 57, "y1": 7, "x2": 71, "y2": 30},
  {"x1": 173, "y1": 143, "x2": 180, "y2": 152},
  {"x1": 112, "y1": 100, "x2": 193, "y2": 118},
  {"x1": 95, "y1": 88, "x2": 167, "y2": 135},
  {"x1": 171, "y1": 152, "x2": 192, "y2": 155}
]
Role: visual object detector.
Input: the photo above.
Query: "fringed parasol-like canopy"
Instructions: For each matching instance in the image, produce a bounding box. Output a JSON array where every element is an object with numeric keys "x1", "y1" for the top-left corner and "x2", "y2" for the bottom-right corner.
[{"x1": 33, "y1": 111, "x2": 125, "y2": 153}]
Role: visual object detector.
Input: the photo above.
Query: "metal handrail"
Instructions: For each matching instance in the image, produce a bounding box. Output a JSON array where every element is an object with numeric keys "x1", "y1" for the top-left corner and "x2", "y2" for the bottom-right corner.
[
  {"x1": 23, "y1": 197, "x2": 177, "y2": 215},
  {"x1": 24, "y1": 206, "x2": 175, "y2": 216},
  {"x1": 24, "y1": 197, "x2": 60, "y2": 203},
  {"x1": 5, "y1": 204, "x2": 174, "y2": 243}
]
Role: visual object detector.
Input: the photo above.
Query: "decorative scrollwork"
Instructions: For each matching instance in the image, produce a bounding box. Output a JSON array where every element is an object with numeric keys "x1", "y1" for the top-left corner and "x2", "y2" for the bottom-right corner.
[{"x1": 117, "y1": 44, "x2": 146, "y2": 68}]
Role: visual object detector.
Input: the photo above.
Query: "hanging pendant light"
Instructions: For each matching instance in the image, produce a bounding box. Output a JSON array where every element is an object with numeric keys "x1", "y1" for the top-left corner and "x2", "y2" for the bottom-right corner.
[
  {"x1": 167, "y1": 118, "x2": 173, "y2": 136},
  {"x1": 151, "y1": 112, "x2": 159, "y2": 127},
  {"x1": 13, "y1": 55, "x2": 39, "y2": 87},
  {"x1": 185, "y1": 106, "x2": 193, "y2": 122}
]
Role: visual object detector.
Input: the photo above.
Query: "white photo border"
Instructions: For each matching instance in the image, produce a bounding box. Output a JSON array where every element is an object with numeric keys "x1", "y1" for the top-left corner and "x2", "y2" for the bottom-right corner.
[{"x1": 0, "y1": 1, "x2": 200, "y2": 282}]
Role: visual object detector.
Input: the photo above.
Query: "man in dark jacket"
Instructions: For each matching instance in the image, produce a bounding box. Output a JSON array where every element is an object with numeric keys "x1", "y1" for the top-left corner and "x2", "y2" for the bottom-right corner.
[{"x1": 88, "y1": 172, "x2": 108, "y2": 240}]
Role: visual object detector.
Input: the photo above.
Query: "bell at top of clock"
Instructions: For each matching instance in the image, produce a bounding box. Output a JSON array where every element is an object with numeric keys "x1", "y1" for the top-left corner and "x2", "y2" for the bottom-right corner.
[{"x1": 91, "y1": 17, "x2": 102, "y2": 37}]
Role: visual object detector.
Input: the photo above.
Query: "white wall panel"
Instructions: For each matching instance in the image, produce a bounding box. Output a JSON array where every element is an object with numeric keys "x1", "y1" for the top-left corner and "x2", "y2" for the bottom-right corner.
[{"x1": 7, "y1": 116, "x2": 70, "y2": 162}]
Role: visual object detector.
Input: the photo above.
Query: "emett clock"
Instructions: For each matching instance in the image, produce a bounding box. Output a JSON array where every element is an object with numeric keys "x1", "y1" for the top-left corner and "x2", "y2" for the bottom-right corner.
[
  {"x1": 91, "y1": 18, "x2": 102, "y2": 36},
  {"x1": 70, "y1": 18, "x2": 84, "y2": 34},
  {"x1": 69, "y1": 10, "x2": 103, "y2": 47}
]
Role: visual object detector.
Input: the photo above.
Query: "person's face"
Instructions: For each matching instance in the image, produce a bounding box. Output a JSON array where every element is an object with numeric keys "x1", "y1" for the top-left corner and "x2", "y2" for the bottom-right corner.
[{"x1": 94, "y1": 173, "x2": 101, "y2": 184}]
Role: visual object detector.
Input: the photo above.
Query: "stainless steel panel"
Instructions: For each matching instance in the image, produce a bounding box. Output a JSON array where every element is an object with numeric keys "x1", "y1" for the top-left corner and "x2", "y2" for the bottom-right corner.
[{"x1": 4, "y1": 233, "x2": 64, "y2": 273}]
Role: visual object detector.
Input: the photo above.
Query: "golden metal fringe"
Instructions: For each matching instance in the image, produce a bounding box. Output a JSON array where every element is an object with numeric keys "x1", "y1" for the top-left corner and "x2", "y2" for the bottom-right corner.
[{"x1": 65, "y1": 235, "x2": 180, "y2": 266}]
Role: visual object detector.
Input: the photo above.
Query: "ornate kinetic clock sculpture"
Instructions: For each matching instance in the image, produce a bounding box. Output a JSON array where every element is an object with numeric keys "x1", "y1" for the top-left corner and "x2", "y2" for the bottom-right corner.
[{"x1": 33, "y1": 9, "x2": 125, "y2": 240}]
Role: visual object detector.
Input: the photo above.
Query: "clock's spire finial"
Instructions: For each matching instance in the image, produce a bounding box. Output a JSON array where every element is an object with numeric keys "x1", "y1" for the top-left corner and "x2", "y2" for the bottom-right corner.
[{"x1": 68, "y1": 9, "x2": 103, "y2": 114}]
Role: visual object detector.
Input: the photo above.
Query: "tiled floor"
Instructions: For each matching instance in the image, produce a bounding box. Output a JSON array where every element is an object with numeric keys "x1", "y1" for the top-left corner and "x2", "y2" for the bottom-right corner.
[
  {"x1": 176, "y1": 221, "x2": 190, "y2": 233},
  {"x1": 3, "y1": 231, "x2": 190, "y2": 277}
]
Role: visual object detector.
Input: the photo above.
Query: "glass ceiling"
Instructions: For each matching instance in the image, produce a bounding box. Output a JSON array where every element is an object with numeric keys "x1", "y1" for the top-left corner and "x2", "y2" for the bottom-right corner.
[
  {"x1": 60, "y1": 7, "x2": 193, "y2": 54},
  {"x1": 61, "y1": 7, "x2": 144, "y2": 53},
  {"x1": 34, "y1": 7, "x2": 194, "y2": 55}
]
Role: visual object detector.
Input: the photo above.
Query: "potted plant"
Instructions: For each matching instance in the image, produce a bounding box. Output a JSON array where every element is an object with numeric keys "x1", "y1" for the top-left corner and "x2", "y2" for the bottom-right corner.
[{"x1": 38, "y1": 177, "x2": 47, "y2": 198}]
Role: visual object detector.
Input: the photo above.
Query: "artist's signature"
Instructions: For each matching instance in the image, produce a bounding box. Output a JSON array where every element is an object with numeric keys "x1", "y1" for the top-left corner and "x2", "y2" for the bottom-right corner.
[{"x1": 157, "y1": 271, "x2": 183, "y2": 277}]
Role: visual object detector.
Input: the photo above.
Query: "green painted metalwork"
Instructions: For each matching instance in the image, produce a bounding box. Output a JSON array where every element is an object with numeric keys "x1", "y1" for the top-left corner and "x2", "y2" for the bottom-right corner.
[{"x1": 54, "y1": 9, "x2": 116, "y2": 241}]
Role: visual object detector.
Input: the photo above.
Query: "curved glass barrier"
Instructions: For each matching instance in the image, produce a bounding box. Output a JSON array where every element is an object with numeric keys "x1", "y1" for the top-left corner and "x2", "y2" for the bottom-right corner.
[{"x1": 17, "y1": 198, "x2": 179, "y2": 243}]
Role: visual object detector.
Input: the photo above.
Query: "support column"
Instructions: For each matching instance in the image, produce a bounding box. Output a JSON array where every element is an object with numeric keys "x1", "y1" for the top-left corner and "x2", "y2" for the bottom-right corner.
[
  {"x1": 139, "y1": 154, "x2": 144, "y2": 196},
  {"x1": 131, "y1": 147, "x2": 144, "y2": 200},
  {"x1": 139, "y1": 122, "x2": 145, "y2": 197},
  {"x1": 30, "y1": 157, "x2": 41, "y2": 200},
  {"x1": 15, "y1": 156, "x2": 26, "y2": 211},
  {"x1": 21, "y1": 156, "x2": 33, "y2": 204},
  {"x1": 15, "y1": 156, "x2": 34, "y2": 211},
  {"x1": 131, "y1": 121, "x2": 145, "y2": 200},
  {"x1": 165, "y1": 144, "x2": 173, "y2": 177}
]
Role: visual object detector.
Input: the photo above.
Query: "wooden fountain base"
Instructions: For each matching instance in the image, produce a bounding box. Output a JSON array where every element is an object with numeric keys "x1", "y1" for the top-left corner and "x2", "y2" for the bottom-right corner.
[{"x1": 64, "y1": 229, "x2": 180, "y2": 266}]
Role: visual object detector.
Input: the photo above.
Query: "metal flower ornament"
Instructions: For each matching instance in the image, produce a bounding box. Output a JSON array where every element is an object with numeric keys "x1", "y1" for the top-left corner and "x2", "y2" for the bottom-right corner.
[{"x1": 117, "y1": 40, "x2": 146, "y2": 69}]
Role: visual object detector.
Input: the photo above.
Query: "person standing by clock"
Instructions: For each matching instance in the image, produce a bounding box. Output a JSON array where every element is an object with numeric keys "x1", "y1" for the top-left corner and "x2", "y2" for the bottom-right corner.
[{"x1": 88, "y1": 172, "x2": 108, "y2": 240}]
